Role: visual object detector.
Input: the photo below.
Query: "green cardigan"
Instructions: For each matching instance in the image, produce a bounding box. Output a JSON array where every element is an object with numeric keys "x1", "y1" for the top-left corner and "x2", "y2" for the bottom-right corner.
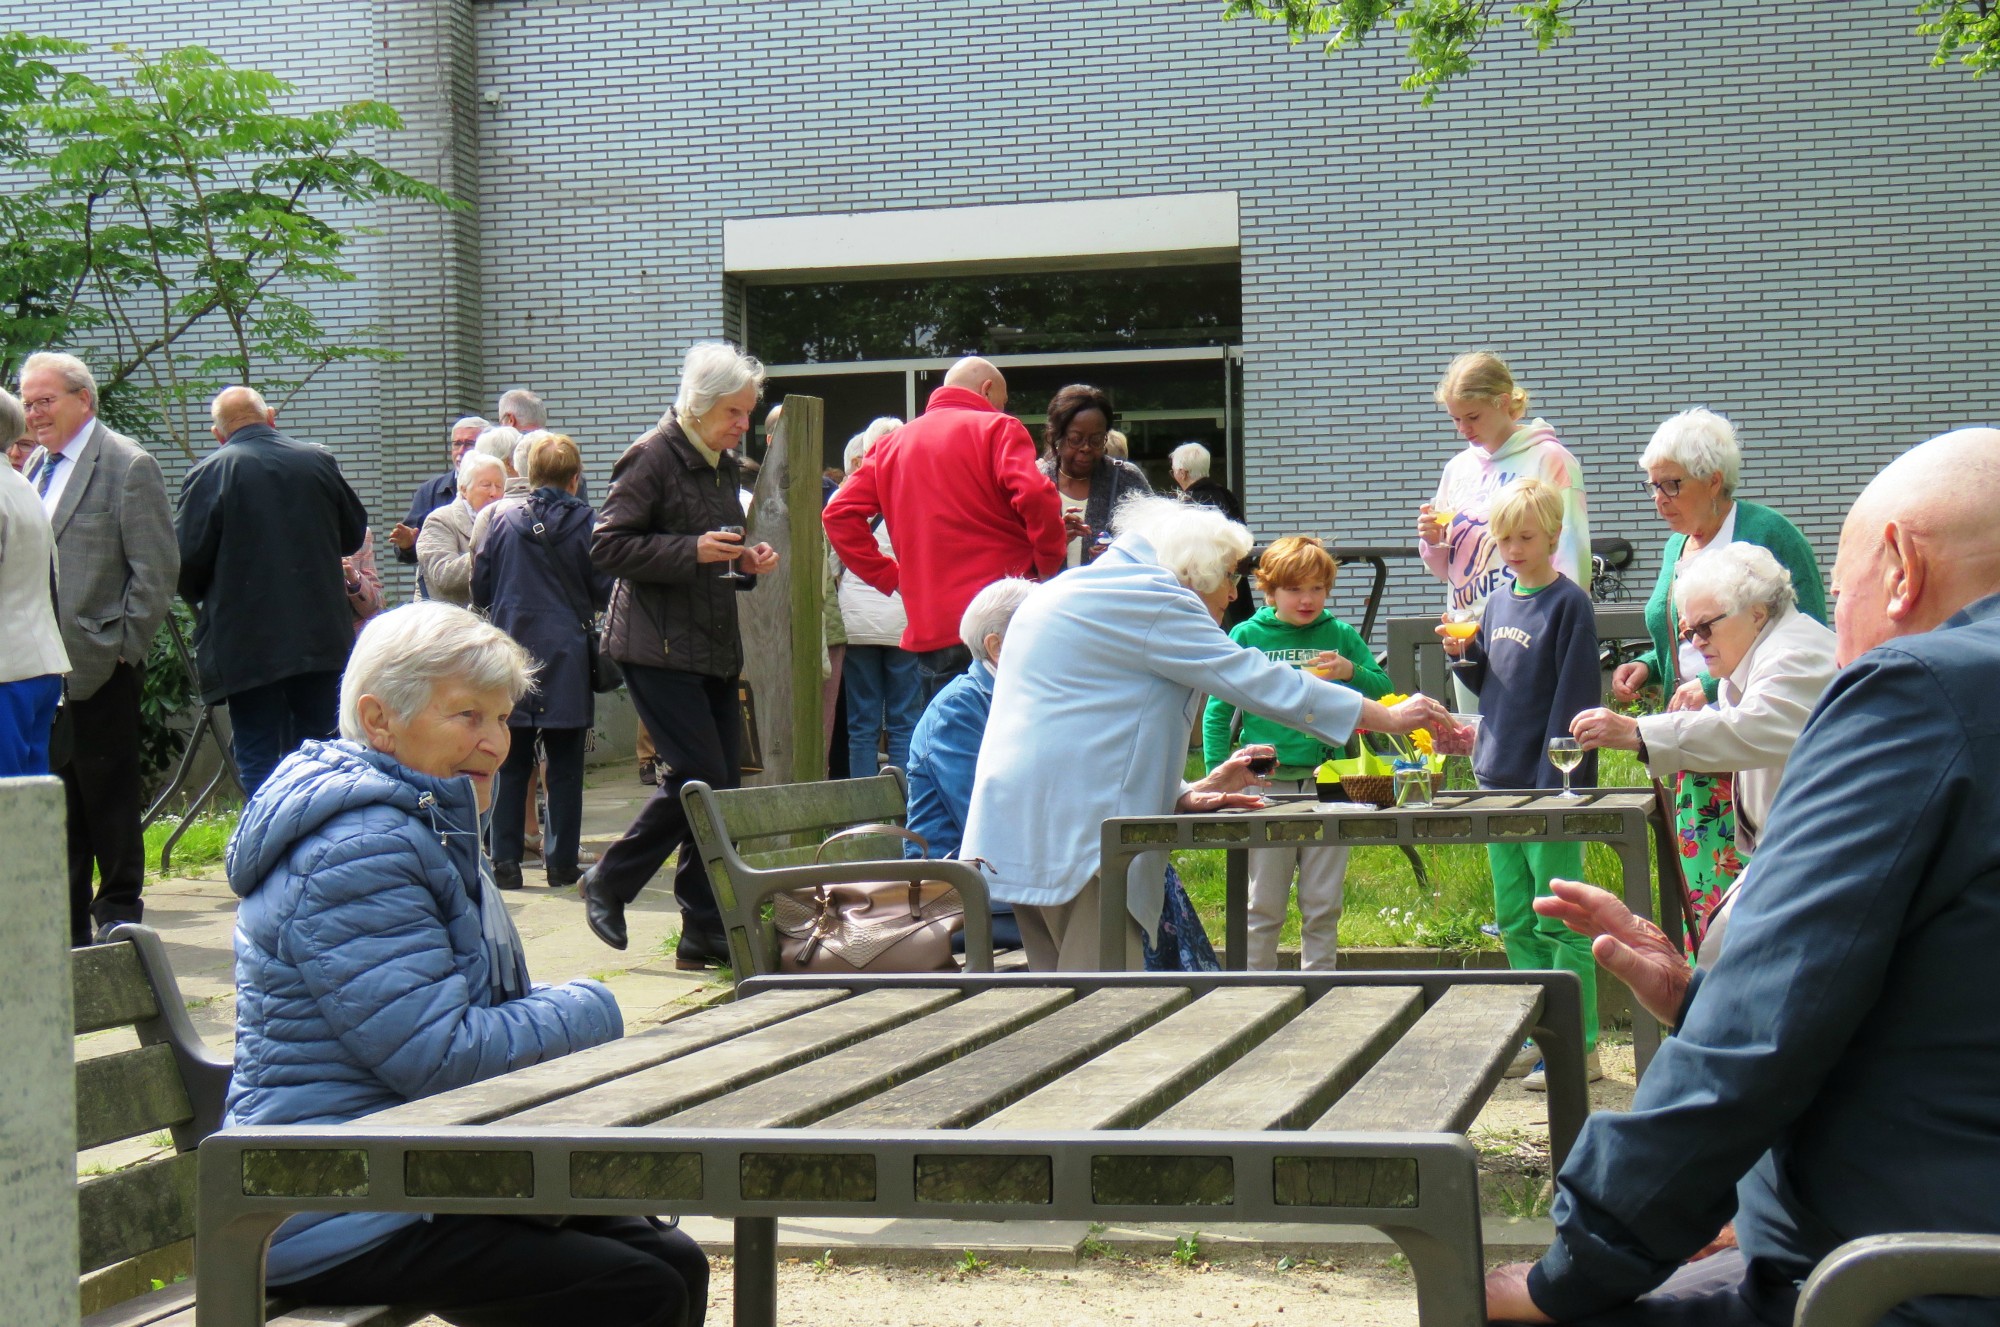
[{"x1": 1634, "y1": 499, "x2": 1827, "y2": 699}]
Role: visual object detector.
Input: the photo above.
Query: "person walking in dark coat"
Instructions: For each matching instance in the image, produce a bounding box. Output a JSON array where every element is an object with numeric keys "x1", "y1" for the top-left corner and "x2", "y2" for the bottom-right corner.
[
  {"x1": 175, "y1": 386, "x2": 367, "y2": 797},
  {"x1": 579, "y1": 344, "x2": 778, "y2": 965},
  {"x1": 471, "y1": 434, "x2": 609, "y2": 891}
]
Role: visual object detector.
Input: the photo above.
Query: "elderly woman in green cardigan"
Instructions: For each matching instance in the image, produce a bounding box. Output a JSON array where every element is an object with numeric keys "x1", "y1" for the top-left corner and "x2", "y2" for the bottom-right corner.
[{"x1": 1610, "y1": 408, "x2": 1826, "y2": 924}]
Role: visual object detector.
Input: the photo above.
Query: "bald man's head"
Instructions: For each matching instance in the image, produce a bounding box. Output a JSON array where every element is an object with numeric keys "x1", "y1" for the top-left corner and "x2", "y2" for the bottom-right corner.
[
  {"x1": 943, "y1": 356, "x2": 1007, "y2": 410},
  {"x1": 210, "y1": 386, "x2": 274, "y2": 440},
  {"x1": 1833, "y1": 427, "x2": 2000, "y2": 664}
]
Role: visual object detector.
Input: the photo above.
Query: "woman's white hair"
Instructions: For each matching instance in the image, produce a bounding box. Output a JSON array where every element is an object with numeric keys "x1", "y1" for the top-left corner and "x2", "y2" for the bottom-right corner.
[
  {"x1": 339, "y1": 602, "x2": 535, "y2": 742},
  {"x1": 1110, "y1": 492, "x2": 1251, "y2": 595},
  {"x1": 843, "y1": 417, "x2": 903, "y2": 474},
  {"x1": 514, "y1": 428, "x2": 551, "y2": 479},
  {"x1": 1642, "y1": 407, "x2": 1742, "y2": 496},
  {"x1": 0, "y1": 387, "x2": 24, "y2": 443},
  {"x1": 960, "y1": 577, "x2": 1037, "y2": 664},
  {"x1": 1170, "y1": 442, "x2": 1211, "y2": 479},
  {"x1": 666, "y1": 342, "x2": 766, "y2": 430},
  {"x1": 1675, "y1": 542, "x2": 1796, "y2": 620},
  {"x1": 456, "y1": 450, "x2": 506, "y2": 490},
  {"x1": 474, "y1": 426, "x2": 522, "y2": 469}
]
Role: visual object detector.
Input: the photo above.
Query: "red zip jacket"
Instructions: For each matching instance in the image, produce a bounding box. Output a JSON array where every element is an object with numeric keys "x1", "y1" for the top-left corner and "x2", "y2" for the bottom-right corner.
[{"x1": 823, "y1": 385, "x2": 1064, "y2": 652}]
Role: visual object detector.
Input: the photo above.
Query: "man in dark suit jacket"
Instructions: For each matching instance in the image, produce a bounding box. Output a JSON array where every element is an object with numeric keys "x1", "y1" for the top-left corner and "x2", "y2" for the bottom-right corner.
[
  {"x1": 175, "y1": 387, "x2": 368, "y2": 796},
  {"x1": 388, "y1": 414, "x2": 486, "y2": 597},
  {"x1": 20, "y1": 352, "x2": 178, "y2": 946}
]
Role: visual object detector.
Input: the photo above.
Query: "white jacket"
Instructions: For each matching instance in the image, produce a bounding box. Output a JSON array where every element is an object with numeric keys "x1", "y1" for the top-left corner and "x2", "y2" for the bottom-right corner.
[
  {"x1": 1638, "y1": 604, "x2": 1837, "y2": 853},
  {"x1": 837, "y1": 518, "x2": 907, "y2": 648},
  {"x1": 0, "y1": 464, "x2": 71, "y2": 684}
]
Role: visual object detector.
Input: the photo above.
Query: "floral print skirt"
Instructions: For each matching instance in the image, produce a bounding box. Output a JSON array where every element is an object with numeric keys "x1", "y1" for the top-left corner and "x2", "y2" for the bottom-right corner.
[
  {"x1": 1143, "y1": 864, "x2": 1222, "y2": 973},
  {"x1": 1676, "y1": 769, "x2": 1748, "y2": 932}
]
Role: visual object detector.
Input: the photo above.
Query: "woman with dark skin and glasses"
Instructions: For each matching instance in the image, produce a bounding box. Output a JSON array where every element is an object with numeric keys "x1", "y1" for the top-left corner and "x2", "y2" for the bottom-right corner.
[
  {"x1": 1610, "y1": 408, "x2": 1825, "y2": 928},
  {"x1": 1036, "y1": 383, "x2": 1150, "y2": 571}
]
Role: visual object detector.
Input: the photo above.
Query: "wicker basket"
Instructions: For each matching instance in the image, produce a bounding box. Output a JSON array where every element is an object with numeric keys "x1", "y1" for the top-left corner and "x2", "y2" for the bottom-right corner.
[{"x1": 1337, "y1": 774, "x2": 1396, "y2": 808}]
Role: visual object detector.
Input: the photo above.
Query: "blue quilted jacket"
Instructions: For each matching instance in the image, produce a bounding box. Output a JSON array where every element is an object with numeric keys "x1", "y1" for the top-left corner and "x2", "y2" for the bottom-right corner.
[{"x1": 223, "y1": 738, "x2": 623, "y2": 1285}]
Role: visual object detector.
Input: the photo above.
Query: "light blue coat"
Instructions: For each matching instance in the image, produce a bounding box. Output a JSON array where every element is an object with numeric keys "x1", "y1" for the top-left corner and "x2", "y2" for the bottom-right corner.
[
  {"x1": 224, "y1": 739, "x2": 623, "y2": 1284},
  {"x1": 960, "y1": 533, "x2": 1364, "y2": 937}
]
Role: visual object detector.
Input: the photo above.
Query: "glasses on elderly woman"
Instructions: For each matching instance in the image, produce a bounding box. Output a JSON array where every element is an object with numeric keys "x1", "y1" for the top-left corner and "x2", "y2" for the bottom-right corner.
[
  {"x1": 1641, "y1": 477, "x2": 1685, "y2": 499},
  {"x1": 1678, "y1": 610, "x2": 1736, "y2": 644}
]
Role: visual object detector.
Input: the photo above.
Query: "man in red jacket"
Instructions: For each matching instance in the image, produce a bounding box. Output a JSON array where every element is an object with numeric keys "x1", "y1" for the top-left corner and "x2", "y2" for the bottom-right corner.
[{"x1": 825, "y1": 355, "x2": 1064, "y2": 704}]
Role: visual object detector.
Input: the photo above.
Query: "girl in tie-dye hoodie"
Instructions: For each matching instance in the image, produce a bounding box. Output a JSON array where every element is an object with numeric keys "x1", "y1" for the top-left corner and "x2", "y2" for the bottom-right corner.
[{"x1": 1418, "y1": 351, "x2": 1591, "y2": 617}]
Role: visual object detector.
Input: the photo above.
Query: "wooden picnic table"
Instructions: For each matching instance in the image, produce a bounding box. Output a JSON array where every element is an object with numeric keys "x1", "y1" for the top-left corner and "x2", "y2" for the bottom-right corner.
[
  {"x1": 195, "y1": 970, "x2": 1586, "y2": 1327},
  {"x1": 1098, "y1": 788, "x2": 1678, "y2": 1075}
]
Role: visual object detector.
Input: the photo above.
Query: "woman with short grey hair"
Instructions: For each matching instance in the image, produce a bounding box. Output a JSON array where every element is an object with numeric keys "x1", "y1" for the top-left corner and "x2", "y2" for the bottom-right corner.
[
  {"x1": 961, "y1": 493, "x2": 1450, "y2": 970},
  {"x1": 1573, "y1": 542, "x2": 1836, "y2": 927},
  {"x1": 582, "y1": 343, "x2": 780, "y2": 965},
  {"x1": 1612, "y1": 407, "x2": 1828, "y2": 926},
  {"x1": 416, "y1": 451, "x2": 508, "y2": 605},
  {"x1": 1168, "y1": 441, "x2": 1246, "y2": 620},
  {"x1": 226, "y1": 601, "x2": 710, "y2": 1324}
]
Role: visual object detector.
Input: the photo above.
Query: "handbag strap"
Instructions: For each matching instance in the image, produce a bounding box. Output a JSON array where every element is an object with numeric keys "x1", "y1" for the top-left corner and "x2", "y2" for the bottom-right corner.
[
  {"x1": 519, "y1": 496, "x2": 597, "y2": 632},
  {"x1": 814, "y1": 823, "x2": 930, "y2": 862}
]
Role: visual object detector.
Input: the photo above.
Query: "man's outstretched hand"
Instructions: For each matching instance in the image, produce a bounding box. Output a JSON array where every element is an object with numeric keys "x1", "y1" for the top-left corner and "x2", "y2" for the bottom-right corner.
[{"x1": 1535, "y1": 878, "x2": 1691, "y2": 1026}]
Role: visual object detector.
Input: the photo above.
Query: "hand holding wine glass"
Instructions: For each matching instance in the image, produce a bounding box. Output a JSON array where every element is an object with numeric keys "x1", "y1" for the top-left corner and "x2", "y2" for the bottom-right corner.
[
  {"x1": 1435, "y1": 607, "x2": 1480, "y2": 658},
  {"x1": 706, "y1": 524, "x2": 751, "y2": 583}
]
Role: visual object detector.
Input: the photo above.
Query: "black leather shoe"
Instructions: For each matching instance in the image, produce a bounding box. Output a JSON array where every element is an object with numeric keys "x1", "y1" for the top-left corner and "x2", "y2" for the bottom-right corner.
[
  {"x1": 638, "y1": 758, "x2": 657, "y2": 786},
  {"x1": 546, "y1": 862, "x2": 582, "y2": 890},
  {"x1": 579, "y1": 869, "x2": 628, "y2": 950},
  {"x1": 674, "y1": 929, "x2": 731, "y2": 971},
  {"x1": 493, "y1": 860, "x2": 524, "y2": 891}
]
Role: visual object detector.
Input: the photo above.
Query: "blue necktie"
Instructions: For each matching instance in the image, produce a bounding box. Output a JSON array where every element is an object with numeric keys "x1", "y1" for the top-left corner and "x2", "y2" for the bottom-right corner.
[{"x1": 35, "y1": 451, "x2": 61, "y2": 499}]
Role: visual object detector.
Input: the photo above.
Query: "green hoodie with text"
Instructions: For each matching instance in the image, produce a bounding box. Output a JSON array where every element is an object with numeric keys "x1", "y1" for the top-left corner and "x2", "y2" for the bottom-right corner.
[{"x1": 1202, "y1": 606, "x2": 1392, "y2": 778}]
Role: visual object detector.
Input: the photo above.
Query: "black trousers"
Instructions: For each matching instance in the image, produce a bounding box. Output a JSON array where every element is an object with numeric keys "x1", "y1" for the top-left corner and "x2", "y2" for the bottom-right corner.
[
  {"x1": 1566, "y1": 1250, "x2": 1786, "y2": 1326},
  {"x1": 491, "y1": 725, "x2": 587, "y2": 874},
  {"x1": 59, "y1": 662, "x2": 146, "y2": 946},
  {"x1": 594, "y1": 666, "x2": 740, "y2": 939},
  {"x1": 914, "y1": 643, "x2": 972, "y2": 709},
  {"x1": 274, "y1": 1214, "x2": 708, "y2": 1327}
]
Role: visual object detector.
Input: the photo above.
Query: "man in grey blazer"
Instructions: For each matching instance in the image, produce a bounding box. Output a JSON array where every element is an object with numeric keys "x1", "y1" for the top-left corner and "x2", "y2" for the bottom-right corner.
[{"x1": 20, "y1": 352, "x2": 178, "y2": 946}]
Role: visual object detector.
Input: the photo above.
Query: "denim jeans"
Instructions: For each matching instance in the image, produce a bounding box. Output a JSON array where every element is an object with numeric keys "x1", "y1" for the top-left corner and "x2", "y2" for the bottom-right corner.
[
  {"x1": 914, "y1": 643, "x2": 972, "y2": 709},
  {"x1": 843, "y1": 644, "x2": 923, "y2": 777},
  {"x1": 226, "y1": 670, "x2": 341, "y2": 798}
]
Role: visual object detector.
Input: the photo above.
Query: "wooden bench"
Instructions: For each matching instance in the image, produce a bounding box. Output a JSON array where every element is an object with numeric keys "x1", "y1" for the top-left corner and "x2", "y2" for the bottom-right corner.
[
  {"x1": 77, "y1": 924, "x2": 419, "y2": 1327},
  {"x1": 681, "y1": 768, "x2": 995, "y2": 977}
]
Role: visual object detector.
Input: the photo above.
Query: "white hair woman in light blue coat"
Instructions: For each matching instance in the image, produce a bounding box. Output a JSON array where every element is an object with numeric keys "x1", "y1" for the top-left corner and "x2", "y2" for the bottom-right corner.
[{"x1": 960, "y1": 494, "x2": 1450, "y2": 971}]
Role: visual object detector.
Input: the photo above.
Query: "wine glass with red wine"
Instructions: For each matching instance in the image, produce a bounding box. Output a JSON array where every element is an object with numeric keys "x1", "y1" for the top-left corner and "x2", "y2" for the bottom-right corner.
[{"x1": 714, "y1": 524, "x2": 751, "y2": 584}]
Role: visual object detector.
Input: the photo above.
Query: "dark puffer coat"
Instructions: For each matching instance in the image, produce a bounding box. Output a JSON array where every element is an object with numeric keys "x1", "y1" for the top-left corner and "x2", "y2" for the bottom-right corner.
[{"x1": 592, "y1": 419, "x2": 754, "y2": 678}]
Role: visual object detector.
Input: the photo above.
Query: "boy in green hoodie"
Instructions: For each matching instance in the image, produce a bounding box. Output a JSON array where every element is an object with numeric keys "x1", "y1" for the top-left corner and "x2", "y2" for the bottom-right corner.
[{"x1": 1202, "y1": 537, "x2": 1392, "y2": 969}]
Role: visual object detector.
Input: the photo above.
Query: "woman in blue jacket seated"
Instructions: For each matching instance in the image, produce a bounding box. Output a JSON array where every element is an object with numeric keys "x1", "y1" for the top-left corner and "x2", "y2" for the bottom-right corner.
[{"x1": 224, "y1": 601, "x2": 708, "y2": 1327}]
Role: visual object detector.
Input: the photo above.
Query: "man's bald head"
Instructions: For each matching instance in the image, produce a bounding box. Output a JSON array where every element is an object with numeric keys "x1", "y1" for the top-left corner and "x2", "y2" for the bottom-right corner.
[
  {"x1": 1833, "y1": 427, "x2": 2000, "y2": 664},
  {"x1": 210, "y1": 386, "x2": 274, "y2": 440},
  {"x1": 944, "y1": 356, "x2": 1007, "y2": 410}
]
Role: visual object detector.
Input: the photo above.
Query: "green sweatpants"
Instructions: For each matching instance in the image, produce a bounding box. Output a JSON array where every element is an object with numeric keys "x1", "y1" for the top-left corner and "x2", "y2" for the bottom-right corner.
[{"x1": 1488, "y1": 839, "x2": 1598, "y2": 1050}]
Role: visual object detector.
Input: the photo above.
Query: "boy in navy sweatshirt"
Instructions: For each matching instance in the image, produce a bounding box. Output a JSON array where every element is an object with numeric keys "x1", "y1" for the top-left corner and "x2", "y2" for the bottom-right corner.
[{"x1": 1439, "y1": 477, "x2": 1603, "y2": 1082}]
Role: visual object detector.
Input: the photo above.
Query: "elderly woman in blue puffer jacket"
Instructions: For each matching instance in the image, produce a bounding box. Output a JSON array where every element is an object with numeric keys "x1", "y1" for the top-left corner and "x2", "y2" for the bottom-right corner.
[{"x1": 224, "y1": 601, "x2": 708, "y2": 1327}]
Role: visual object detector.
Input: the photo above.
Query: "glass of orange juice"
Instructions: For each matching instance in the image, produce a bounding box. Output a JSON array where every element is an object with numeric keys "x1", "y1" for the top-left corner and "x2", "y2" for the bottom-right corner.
[
  {"x1": 1430, "y1": 504, "x2": 1456, "y2": 532},
  {"x1": 1442, "y1": 607, "x2": 1480, "y2": 641}
]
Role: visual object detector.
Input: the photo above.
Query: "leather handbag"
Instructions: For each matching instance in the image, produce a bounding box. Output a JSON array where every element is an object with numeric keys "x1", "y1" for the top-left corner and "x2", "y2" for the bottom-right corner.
[
  {"x1": 524, "y1": 501, "x2": 623, "y2": 694},
  {"x1": 771, "y1": 825, "x2": 965, "y2": 973}
]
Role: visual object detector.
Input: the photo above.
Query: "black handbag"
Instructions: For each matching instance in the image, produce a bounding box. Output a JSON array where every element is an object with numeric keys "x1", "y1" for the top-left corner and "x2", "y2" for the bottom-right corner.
[{"x1": 524, "y1": 499, "x2": 623, "y2": 694}]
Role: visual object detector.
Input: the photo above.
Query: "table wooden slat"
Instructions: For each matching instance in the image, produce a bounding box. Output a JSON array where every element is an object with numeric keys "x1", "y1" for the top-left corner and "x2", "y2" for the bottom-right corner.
[
  {"x1": 1311, "y1": 985, "x2": 1542, "y2": 1135},
  {"x1": 979, "y1": 986, "x2": 1303, "y2": 1132},
  {"x1": 661, "y1": 988, "x2": 1074, "y2": 1128},
  {"x1": 366, "y1": 988, "x2": 849, "y2": 1127},
  {"x1": 1148, "y1": 986, "x2": 1426, "y2": 1132},
  {"x1": 504, "y1": 988, "x2": 959, "y2": 1127},
  {"x1": 818, "y1": 986, "x2": 1190, "y2": 1130}
]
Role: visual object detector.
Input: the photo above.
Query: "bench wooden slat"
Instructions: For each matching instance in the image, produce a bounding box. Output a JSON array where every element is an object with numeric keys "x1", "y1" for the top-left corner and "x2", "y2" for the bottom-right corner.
[
  {"x1": 78, "y1": 1152, "x2": 197, "y2": 1275},
  {"x1": 664, "y1": 988, "x2": 1074, "y2": 1128},
  {"x1": 979, "y1": 986, "x2": 1302, "y2": 1132},
  {"x1": 1149, "y1": 986, "x2": 1426, "y2": 1132},
  {"x1": 506, "y1": 988, "x2": 960, "y2": 1127},
  {"x1": 704, "y1": 773, "x2": 909, "y2": 845},
  {"x1": 1312, "y1": 985, "x2": 1543, "y2": 1135},
  {"x1": 146, "y1": 1304, "x2": 424, "y2": 1327},
  {"x1": 77, "y1": 1042, "x2": 195, "y2": 1151},
  {"x1": 81, "y1": 1277, "x2": 196, "y2": 1327},
  {"x1": 367, "y1": 988, "x2": 848, "y2": 1127},
  {"x1": 820, "y1": 986, "x2": 1192, "y2": 1130},
  {"x1": 74, "y1": 941, "x2": 160, "y2": 1035}
]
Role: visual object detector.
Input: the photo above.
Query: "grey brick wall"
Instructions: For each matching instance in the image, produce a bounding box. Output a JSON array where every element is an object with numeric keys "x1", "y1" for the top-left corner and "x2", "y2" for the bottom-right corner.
[{"x1": 17, "y1": 0, "x2": 1999, "y2": 625}]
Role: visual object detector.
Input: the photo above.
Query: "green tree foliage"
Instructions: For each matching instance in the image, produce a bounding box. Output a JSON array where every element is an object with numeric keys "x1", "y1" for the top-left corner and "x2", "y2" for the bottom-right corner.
[
  {"x1": 0, "y1": 35, "x2": 464, "y2": 457},
  {"x1": 1223, "y1": 0, "x2": 1997, "y2": 104}
]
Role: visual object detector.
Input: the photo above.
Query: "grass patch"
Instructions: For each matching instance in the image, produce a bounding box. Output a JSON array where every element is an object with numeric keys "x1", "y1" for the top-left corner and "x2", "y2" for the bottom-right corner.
[
  {"x1": 1178, "y1": 749, "x2": 1655, "y2": 951},
  {"x1": 143, "y1": 809, "x2": 239, "y2": 876}
]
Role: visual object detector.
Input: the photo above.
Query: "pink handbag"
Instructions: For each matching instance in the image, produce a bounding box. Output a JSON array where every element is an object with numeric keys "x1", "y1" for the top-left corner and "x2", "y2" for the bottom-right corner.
[{"x1": 771, "y1": 825, "x2": 966, "y2": 973}]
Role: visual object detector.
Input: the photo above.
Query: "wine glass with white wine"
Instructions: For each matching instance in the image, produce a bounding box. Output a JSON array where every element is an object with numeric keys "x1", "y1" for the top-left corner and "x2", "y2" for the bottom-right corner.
[{"x1": 1547, "y1": 736, "x2": 1584, "y2": 801}]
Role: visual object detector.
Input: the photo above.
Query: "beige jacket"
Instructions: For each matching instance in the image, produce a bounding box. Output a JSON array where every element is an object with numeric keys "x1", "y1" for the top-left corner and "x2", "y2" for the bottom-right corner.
[
  {"x1": 1638, "y1": 604, "x2": 1837, "y2": 853},
  {"x1": 0, "y1": 464, "x2": 70, "y2": 683},
  {"x1": 416, "y1": 499, "x2": 477, "y2": 607}
]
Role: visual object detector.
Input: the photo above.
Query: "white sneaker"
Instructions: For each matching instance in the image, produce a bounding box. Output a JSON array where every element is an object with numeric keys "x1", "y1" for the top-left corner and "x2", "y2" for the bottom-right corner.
[
  {"x1": 1524, "y1": 1052, "x2": 1603, "y2": 1092},
  {"x1": 1503, "y1": 1041, "x2": 1541, "y2": 1078}
]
